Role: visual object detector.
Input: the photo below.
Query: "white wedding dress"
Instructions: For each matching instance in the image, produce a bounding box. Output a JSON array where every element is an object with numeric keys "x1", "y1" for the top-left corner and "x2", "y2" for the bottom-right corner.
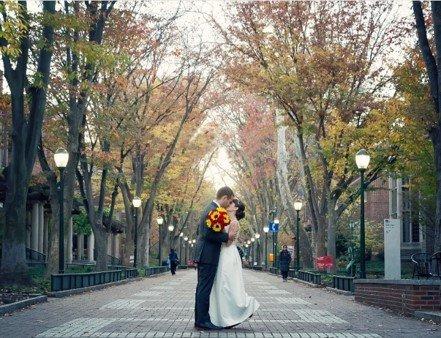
[{"x1": 209, "y1": 224, "x2": 259, "y2": 327}]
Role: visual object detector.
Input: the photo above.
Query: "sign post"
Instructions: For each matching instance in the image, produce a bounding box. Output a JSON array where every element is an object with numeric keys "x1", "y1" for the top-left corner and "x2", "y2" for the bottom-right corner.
[{"x1": 384, "y1": 219, "x2": 401, "y2": 280}]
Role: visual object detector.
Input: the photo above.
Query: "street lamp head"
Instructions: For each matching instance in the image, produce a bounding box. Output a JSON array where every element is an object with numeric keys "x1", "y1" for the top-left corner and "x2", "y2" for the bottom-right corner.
[
  {"x1": 157, "y1": 216, "x2": 164, "y2": 225},
  {"x1": 355, "y1": 149, "x2": 370, "y2": 170},
  {"x1": 168, "y1": 225, "x2": 174, "y2": 232},
  {"x1": 179, "y1": 232, "x2": 184, "y2": 237},
  {"x1": 274, "y1": 218, "x2": 280, "y2": 225},
  {"x1": 54, "y1": 148, "x2": 69, "y2": 168},
  {"x1": 132, "y1": 196, "x2": 142, "y2": 208},
  {"x1": 263, "y1": 225, "x2": 269, "y2": 233},
  {"x1": 251, "y1": 237, "x2": 255, "y2": 242},
  {"x1": 255, "y1": 233, "x2": 260, "y2": 239},
  {"x1": 247, "y1": 240, "x2": 251, "y2": 245},
  {"x1": 184, "y1": 236, "x2": 188, "y2": 241},
  {"x1": 294, "y1": 201, "x2": 303, "y2": 211},
  {"x1": 245, "y1": 244, "x2": 249, "y2": 248}
]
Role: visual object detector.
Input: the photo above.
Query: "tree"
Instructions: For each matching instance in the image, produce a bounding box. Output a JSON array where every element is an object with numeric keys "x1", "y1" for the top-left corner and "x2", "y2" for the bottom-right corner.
[
  {"x1": 388, "y1": 46, "x2": 437, "y2": 252},
  {"x1": 38, "y1": 1, "x2": 115, "y2": 272},
  {"x1": 215, "y1": 1, "x2": 408, "y2": 263},
  {"x1": 412, "y1": 1, "x2": 441, "y2": 251},
  {"x1": 0, "y1": 1, "x2": 56, "y2": 281}
]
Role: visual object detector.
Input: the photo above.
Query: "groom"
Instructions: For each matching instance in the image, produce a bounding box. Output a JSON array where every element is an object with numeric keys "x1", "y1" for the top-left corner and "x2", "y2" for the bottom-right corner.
[{"x1": 194, "y1": 186, "x2": 237, "y2": 330}]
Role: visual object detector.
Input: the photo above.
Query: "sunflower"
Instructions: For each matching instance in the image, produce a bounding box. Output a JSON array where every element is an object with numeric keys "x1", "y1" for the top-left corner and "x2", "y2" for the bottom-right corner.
[{"x1": 206, "y1": 207, "x2": 231, "y2": 232}]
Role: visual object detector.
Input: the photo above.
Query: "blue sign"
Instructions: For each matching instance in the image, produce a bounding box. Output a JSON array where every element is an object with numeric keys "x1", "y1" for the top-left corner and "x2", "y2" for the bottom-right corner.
[{"x1": 269, "y1": 222, "x2": 279, "y2": 233}]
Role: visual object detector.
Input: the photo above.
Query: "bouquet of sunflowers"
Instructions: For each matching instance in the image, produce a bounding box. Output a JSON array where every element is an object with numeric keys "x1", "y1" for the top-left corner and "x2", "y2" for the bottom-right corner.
[{"x1": 206, "y1": 207, "x2": 231, "y2": 232}]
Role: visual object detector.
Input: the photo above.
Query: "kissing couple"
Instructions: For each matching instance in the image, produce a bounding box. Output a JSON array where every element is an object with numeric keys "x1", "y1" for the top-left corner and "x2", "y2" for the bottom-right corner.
[{"x1": 193, "y1": 186, "x2": 259, "y2": 330}]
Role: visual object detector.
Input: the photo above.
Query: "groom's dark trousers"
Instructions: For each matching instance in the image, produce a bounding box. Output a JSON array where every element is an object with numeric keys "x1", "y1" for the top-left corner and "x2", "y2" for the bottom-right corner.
[
  {"x1": 195, "y1": 263, "x2": 218, "y2": 324},
  {"x1": 194, "y1": 201, "x2": 229, "y2": 326}
]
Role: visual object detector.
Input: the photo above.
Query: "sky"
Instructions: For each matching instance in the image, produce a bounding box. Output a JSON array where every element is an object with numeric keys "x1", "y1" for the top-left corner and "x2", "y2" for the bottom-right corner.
[{"x1": 143, "y1": 0, "x2": 237, "y2": 191}]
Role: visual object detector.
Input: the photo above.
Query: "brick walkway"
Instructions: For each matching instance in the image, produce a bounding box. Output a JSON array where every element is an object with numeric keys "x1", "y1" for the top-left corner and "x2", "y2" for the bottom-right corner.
[{"x1": 0, "y1": 269, "x2": 439, "y2": 337}]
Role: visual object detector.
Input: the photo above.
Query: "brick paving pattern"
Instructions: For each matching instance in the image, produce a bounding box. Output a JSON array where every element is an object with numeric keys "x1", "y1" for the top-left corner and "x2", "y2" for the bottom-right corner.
[{"x1": 0, "y1": 269, "x2": 439, "y2": 337}]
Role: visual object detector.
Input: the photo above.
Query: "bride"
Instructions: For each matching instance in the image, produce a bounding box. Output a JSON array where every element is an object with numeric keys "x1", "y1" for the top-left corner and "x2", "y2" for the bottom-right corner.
[{"x1": 209, "y1": 198, "x2": 259, "y2": 328}]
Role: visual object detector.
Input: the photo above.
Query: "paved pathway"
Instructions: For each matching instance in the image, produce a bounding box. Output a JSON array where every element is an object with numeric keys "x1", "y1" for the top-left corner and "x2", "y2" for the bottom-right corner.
[{"x1": 0, "y1": 269, "x2": 439, "y2": 337}]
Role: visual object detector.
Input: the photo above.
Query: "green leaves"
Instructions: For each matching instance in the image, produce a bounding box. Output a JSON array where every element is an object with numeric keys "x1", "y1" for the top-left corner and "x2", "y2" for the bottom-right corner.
[
  {"x1": 0, "y1": 1, "x2": 28, "y2": 59},
  {"x1": 73, "y1": 211, "x2": 92, "y2": 235}
]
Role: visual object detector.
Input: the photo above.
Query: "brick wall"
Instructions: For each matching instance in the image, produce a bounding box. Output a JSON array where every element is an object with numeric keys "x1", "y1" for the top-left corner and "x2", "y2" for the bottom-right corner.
[
  {"x1": 365, "y1": 178, "x2": 389, "y2": 224},
  {"x1": 355, "y1": 280, "x2": 441, "y2": 316}
]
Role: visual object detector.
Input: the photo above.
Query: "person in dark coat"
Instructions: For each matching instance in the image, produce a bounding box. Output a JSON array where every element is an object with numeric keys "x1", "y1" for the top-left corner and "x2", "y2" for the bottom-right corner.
[
  {"x1": 279, "y1": 245, "x2": 291, "y2": 282},
  {"x1": 169, "y1": 248, "x2": 179, "y2": 275}
]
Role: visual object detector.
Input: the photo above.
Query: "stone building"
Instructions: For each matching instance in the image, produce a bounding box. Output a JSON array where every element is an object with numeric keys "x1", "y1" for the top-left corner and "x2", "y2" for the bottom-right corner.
[
  {"x1": 0, "y1": 139, "x2": 124, "y2": 268},
  {"x1": 362, "y1": 176, "x2": 426, "y2": 259}
]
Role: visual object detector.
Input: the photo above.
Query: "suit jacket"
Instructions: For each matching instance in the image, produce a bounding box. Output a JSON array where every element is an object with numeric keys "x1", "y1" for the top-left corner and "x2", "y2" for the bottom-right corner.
[{"x1": 193, "y1": 201, "x2": 229, "y2": 265}]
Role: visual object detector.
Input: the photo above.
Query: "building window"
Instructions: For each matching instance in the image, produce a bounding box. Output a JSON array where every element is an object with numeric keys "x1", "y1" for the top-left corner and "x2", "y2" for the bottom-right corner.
[
  {"x1": 402, "y1": 179, "x2": 420, "y2": 243},
  {"x1": 390, "y1": 178, "x2": 398, "y2": 219}
]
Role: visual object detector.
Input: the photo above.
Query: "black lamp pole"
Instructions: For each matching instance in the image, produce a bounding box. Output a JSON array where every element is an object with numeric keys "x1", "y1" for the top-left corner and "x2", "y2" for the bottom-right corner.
[
  {"x1": 296, "y1": 209, "x2": 300, "y2": 270},
  {"x1": 134, "y1": 209, "x2": 138, "y2": 267},
  {"x1": 265, "y1": 232, "x2": 268, "y2": 267},
  {"x1": 360, "y1": 169, "x2": 366, "y2": 279},
  {"x1": 179, "y1": 236, "x2": 183, "y2": 263},
  {"x1": 58, "y1": 167, "x2": 65, "y2": 274}
]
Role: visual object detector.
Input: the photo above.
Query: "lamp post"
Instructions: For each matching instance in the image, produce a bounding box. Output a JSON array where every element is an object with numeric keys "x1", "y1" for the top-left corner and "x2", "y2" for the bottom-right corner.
[
  {"x1": 263, "y1": 225, "x2": 269, "y2": 268},
  {"x1": 168, "y1": 224, "x2": 174, "y2": 255},
  {"x1": 255, "y1": 233, "x2": 260, "y2": 266},
  {"x1": 184, "y1": 236, "x2": 188, "y2": 264},
  {"x1": 294, "y1": 201, "x2": 303, "y2": 271},
  {"x1": 54, "y1": 148, "x2": 69, "y2": 274},
  {"x1": 355, "y1": 148, "x2": 370, "y2": 279},
  {"x1": 157, "y1": 216, "x2": 164, "y2": 266},
  {"x1": 179, "y1": 232, "x2": 184, "y2": 263},
  {"x1": 273, "y1": 218, "x2": 279, "y2": 268},
  {"x1": 251, "y1": 237, "x2": 255, "y2": 266},
  {"x1": 132, "y1": 196, "x2": 142, "y2": 267}
]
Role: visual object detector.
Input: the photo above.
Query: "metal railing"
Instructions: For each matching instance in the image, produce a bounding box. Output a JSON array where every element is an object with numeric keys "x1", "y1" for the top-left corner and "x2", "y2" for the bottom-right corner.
[
  {"x1": 26, "y1": 247, "x2": 46, "y2": 262},
  {"x1": 51, "y1": 268, "x2": 138, "y2": 292},
  {"x1": 269, "y1": 267, "x2": 279, "y2": 275},
  {"x1": 288, "y1": 269, "x2": 296, "y2": 278},
  {"x1": 107, "y1": 254, "x2": 122, "y2": 266},
  {"x1": 297, "y1": 270, "x2": 322, "y2": 285},
  {"x1": 144, "y1": 266, "x2": 169, "y2": 276},
  {"x1": 124, "y1": 268, "x2": 139, "y2": 279},
  {"x1": 332, "y1": 275, "x2": 355, "y2": 292}
]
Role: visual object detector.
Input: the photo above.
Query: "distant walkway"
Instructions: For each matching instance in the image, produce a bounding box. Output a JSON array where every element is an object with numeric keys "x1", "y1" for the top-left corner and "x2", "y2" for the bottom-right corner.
[{"x1": 0, "y1": 269, "x2": 439, "y2": 337}]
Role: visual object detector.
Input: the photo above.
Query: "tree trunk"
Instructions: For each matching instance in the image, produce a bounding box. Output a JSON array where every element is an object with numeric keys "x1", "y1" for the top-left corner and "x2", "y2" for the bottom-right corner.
[
  {"x1": 413, "y1": 1, "x2": 441, "y2": 253},
  {"x1": 432, "y1": 128, "x2": 441, "y2": 251},
  {"x1": 326, "y1": 198, "x2": 337, "y2": 273},
  {"x1": 45, "y1": 213, "x2": 59, "y2": 277},
  {"x1": 295, "y1": 129, "x2": 326, "y2": 258},
  {"x1": 1, "y1": 184, "x2": 28, "y2": 282},
  {"x1": 1, "y1": 126, "x2": 29, "y2": 280},
  {"x1": 0, "y1": 1, "x2": 56, "y2": 281},
  {"x1": 95, "y1": 229, "x2": 108, "y2": 271},
  {"x1": 275, "y1": 112, "x2": 313, "y2": 267},
  {"x1": 139, "y1": 198, "x2": 154, "y2": 267}
]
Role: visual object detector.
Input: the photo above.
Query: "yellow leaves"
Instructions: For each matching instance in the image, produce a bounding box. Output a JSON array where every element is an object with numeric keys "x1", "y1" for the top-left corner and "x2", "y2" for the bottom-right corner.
[{"x1": 0, "y1": 1, "x2": 28, "y2": 59}]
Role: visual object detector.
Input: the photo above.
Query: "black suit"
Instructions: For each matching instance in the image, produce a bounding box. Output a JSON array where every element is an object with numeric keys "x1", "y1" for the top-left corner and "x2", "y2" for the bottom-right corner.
[{"x1": 194, "y1": 201, "x2": 229, "y2": 326}]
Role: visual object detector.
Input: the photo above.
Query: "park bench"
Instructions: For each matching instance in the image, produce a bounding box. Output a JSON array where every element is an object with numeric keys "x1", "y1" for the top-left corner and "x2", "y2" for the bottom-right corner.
[{"x1": 411, "y1": 252, "x2": 441, "y2": 279}]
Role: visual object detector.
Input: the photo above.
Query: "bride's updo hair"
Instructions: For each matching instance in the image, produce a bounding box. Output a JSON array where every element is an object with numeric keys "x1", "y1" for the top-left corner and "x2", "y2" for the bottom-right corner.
[{"x1": 233, "y1": 199, "x2": 245, "y2": 220}]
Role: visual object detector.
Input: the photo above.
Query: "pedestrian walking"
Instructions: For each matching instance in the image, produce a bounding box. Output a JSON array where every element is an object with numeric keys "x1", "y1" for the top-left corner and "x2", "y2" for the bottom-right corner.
[
  {"x1": 279, "y1": 245, "x2": 291, "y2": 282},
  {"x1": 169, "y1": 248, "x2": 179, "y2": 275}
]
